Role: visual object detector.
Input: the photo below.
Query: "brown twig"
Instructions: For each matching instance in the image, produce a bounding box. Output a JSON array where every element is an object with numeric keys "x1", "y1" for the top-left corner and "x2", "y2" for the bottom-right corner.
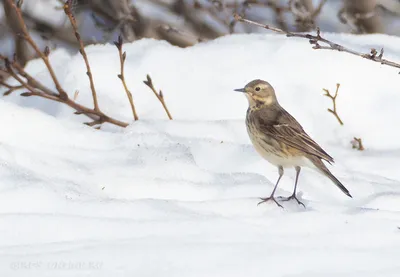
[
  {"x1": 114, "y1": 35, "x2": 139, "y2": 121},
  {"x1": 1, "y1": 56, "x2": 129, "y2": 127},
  {"x1": 351, "y1": 137, "x2": 365, "y2": 151},
  {"x1": 0, "y1": 1, "x2": 129, "y2": 128},
  {"x1": 323, "y1": 83, "x2": 343, "y2": 126},
  {"x1": 64, "y1": 0, "x2": 100, "y2": 112},
  {"x1": 143, "y1": 75, "x2": 172, "y2": 120},
  {"x1": 0, "y1": 80, "x2": 23, "y2": 96},
  {"x1": 4, "y1": 0, "x2": 68, "y2": 99},
  {"x1": 234, "y1": 14, "x2": 400, "y2": 69}
]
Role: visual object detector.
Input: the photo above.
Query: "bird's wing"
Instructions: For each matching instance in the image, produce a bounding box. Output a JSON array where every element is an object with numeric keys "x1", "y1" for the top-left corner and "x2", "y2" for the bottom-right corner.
[{"x1": 259, "y1": 109, "x2": 334, "y2": 163}]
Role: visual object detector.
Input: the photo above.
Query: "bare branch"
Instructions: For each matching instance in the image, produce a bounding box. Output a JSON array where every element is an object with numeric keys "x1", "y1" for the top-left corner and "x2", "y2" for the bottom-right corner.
[
  {"x1": 351, "y1": 137, "x2": 365, "y2": 151},
  {"x1": 143, "y1": 75, "x2": 173, "y2": 120},
  {"x1": 339, "y1": 1, "x2": 383, "y2": 34},
  {"x1": 0, "y1": 81, "x2": 24, "y2": 96},
  {"x1": 114, "y1": 35, "x2": 139, "y2": 121},
  {"x1": 64, "y1": 0, "x2": 100, "y2": 112},
  {"x1": 0, "y1": 3, "x2": 129, "y2": 128},
  {"x1": 4, "y1": 0, "x2": 69, "y2": 99},
  {"x1": 234, "y1": 14, "x2": 400, "y2": 69},
  {"x1": 323, "y1": 83, "x2": 343, "y2": 126}
]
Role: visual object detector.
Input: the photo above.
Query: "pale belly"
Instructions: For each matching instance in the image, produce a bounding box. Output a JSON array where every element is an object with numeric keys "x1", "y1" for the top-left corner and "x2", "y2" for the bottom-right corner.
[{"x1": 247, "y1": 125, "x2": 311, "y2": 168}]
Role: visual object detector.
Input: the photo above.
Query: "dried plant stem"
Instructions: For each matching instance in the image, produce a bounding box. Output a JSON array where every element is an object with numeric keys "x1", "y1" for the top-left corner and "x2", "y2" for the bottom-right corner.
[
  {"x1": 64, "y1": 0, "x2": 99, "y2": 111},
  {"x1": 1, "y1": 57, "x2": 129, "y2": 127},
  {"x1": 0, "y1": 80, "x2": 23, "y2": 96},
  {"x1": 0, "y1": 1, "x2": 129, "y2": 128},
  {"x1": 114, "y1": 35, "x2": 139, "y2": 121},
  {"x1": 323, "y1": 83, "x2": 343, "y2": 125},
  {"x1": 4, "y1": 0, "x2": 68, "y2": 99},
  {"x1": 352, "y1": 137, "x2": 365, "y2": 151},
  {"x1": 143, "y1": 75, "x2": 173, "y2": 120},
  {"x1": 234, "y1": 14, "x2": 400, "y2": 70}
]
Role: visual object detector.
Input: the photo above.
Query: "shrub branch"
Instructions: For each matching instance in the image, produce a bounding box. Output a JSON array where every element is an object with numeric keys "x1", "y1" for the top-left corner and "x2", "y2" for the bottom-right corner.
[
  {"x1": 0, "y1": 0, "x2": 129, "y2": 128},
  {"x1": 64, "y1": 0, "x2": 100, "y2": 111},
  {"x1": 0, "y1": 80, "x2": 23, "y2": 96},
  {"x1": 323, "y1": 83, "x2": 343, "y2": 125},
  {"x1": 351, "y1": 137, "x2": 365, "y2": 151},
  {"x1": 4, "y1": 0, "x2": 69, "y2": 99},
  {"x1": 234, "y1": 14, "x2": 400, "y2": 70},
  {"x1": 114, "y1": 35, "x2": 139, "y2": 121},
  {"x1": 143, "y1": 75, "x2": 173, "y2": 120}
]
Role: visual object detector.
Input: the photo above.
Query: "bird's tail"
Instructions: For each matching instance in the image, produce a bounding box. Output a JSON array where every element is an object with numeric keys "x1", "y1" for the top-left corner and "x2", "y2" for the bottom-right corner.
[{"x1": 309, "y1": 156, "x2": 352, "y2": 198}]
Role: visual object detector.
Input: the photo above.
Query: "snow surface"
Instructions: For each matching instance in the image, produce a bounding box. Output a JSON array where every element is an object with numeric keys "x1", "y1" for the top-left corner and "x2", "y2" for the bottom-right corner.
[{"x1": 1, "y1": 33, "x2": 400, "y2": 276}]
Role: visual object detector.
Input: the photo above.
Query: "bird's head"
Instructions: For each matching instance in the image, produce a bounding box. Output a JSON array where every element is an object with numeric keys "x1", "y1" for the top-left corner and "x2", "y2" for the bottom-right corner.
[{"x1": 235, "y1": 79, "x2": 278, "y2": 107}]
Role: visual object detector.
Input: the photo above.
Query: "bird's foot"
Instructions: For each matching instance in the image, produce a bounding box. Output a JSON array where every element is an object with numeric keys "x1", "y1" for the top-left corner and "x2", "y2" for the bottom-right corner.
[
  {"x1": 257, "y1": 196, "x2": 283, "y2": 208},
  {"x1": 280, "y1": 194, "x2": 305, "y2": 208}
]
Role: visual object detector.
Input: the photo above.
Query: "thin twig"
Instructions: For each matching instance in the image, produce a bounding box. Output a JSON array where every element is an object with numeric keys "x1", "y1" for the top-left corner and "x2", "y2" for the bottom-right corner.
[
  {"x1": 143, "y1": 75, "x2": 173, "y2": 120},
  {"x1": 2, "y1": 58, "x2": 58, "y2": 100},
  {"x1": 64, "y1": 0, "x2": 100, "y2": 112},
  {"x1": 0, "y1": 2, "x2": 129, "y2": 128},
  {"x1": 351, "y1": 137, "x2": 365, "y2": 151},
  {"x1": 114, "y1": 35, "x2": 139, "y2": 121},
  {"x1": 323, "y1": 83, "x2": 343, "y2": 125},
  {"x1": 4, "y1": 0, "x2": 68, "y2": 99},
  {"x1": 0, "y1": 80, "x2": 23, "y2": 96},
  {"x1": 234, "y1": 14, "x2": 400, "y2": 69}
]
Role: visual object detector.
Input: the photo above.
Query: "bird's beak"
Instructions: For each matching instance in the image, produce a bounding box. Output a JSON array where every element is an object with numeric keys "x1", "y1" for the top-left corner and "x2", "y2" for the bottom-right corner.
[{"x1": 234, "y1": 88, "x2": 246, "y2": 93}]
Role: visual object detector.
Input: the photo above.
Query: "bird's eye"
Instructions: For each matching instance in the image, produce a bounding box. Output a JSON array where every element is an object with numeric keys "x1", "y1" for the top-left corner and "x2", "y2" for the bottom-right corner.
[{"x1": 255, "y1": 87, "x2": 260, "y2": 92}]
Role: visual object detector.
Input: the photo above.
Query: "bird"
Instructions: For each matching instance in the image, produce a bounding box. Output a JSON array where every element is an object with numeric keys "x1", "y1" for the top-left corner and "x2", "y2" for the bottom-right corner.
[{"x1": 235, "y1": 79, "x2": 352, "y2": 207}]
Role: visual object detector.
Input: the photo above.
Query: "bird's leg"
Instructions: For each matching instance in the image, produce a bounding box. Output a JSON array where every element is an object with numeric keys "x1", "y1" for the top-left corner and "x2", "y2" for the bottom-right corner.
[
  {"x1": 281, "y1": 166, "x2": 305, "y2": 208},
  {"x1": 258, "y1": 166, "x2": 284, "y2": 208}
]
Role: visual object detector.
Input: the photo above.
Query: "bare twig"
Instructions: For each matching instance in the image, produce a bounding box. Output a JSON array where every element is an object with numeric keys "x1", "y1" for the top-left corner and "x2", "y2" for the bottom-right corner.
[
  {"x1": 0, "y1": 80, "x2": 23, "y2": 96},
  {"x1": 351, "y1": 137, "x2": 365, "y2": 151},
  {"x1": 114, "y1": 35, "x2": 139, "y2": 121},
  {"x1": 4, "y1": 0, "x2": 68, "y2": 99},
  {"x1": 234, "y1": 14, "x2": 400, "y2": 69},
  {"x1": 64, "y1": 0, "x2": 100, "y2": 111},
  {"x1": 0, "y1": 2, "x2": 129, "y2": 128},
  {"x1": 1, "y1": 56, "x2": 129, "y2": 127},
  {"x1": 323, "y1": 83, "x2": 343, "y2": 126},
  {"x1": 143, "y1": 75, "x2": 172, "y2": 120}
]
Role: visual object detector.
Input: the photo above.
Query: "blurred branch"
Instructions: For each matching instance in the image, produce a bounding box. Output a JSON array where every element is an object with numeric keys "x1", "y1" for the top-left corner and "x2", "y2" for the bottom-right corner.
[
  {"x1": 323, "y1": 83, "x2": 343, "y2": 126},
  {"x1": 339, "y1": 0, "x2": 383, "y2": 34},
  {"x1": 75, "y1": 0, "x2": 143, "y2": 42},
  {"x1": 21, "y1": 10, "x2": 90, "y2": 47},
  {"x1": 234, "y1": 14, "x2": 400, "y2": 69},
  {"x1": 351, "y1": 137, "x2": 365, "y2": 151},
  {"x1": 143, "y1": 75, "x2": 173, "y2": 120},
  {"x1": 289, "y1": 0, "x2": 327, "y2": 31},
  {"x1": 3, "y1": 0, "x2": 34, "y2": 67},
  {"x1": 114, "y1": 35, "x2": 139, "y2": 121}
]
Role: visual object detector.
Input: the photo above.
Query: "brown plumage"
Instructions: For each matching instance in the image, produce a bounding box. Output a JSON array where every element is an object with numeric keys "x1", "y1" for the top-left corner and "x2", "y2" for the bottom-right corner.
[{"x1": 235, "y1": 79, "x2": 351, "y2": 208}]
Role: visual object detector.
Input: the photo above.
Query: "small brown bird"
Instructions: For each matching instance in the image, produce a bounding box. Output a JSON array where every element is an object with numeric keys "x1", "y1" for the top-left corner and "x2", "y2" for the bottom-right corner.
[{"x1": 235, "y1": 79, "x2": 351, "y2": 207}]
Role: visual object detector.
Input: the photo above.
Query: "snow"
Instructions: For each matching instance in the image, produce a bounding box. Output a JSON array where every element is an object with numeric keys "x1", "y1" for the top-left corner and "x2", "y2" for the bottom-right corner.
[{"x1": 1, "y1": 32, "x2": 400, "y2": 276}]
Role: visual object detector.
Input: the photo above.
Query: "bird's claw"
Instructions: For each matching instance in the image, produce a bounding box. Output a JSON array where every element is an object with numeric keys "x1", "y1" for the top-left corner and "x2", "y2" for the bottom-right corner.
[
  {"x1": 281, "y1": 194, "x2": 305, "y2": 208},
  {"x1": 257, "y1": 196, "x2": 283, "y2": 208}
]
